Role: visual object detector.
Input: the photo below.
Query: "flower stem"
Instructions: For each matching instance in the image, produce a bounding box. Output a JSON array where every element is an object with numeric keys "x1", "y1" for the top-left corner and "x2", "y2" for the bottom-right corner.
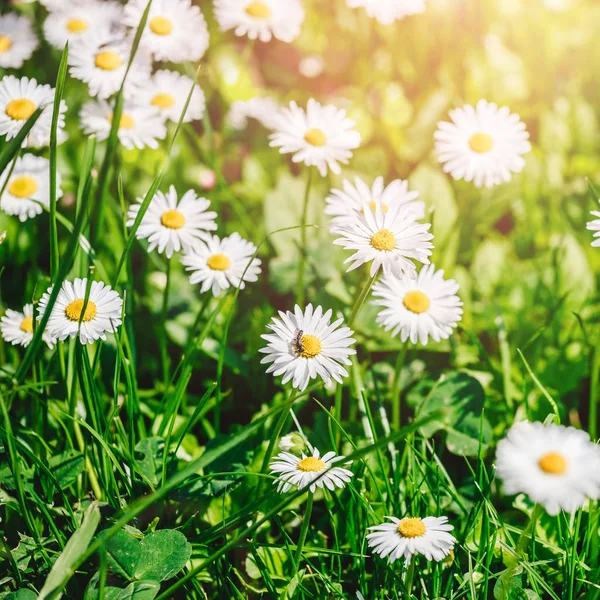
[
  {"x1": 589, "y1": 342, "x2": 599, "y2": 440},
  {"x1": 348, "y1": 274, "x2": 377, "y2": 328},
  {"x1": 517, "y1": 503, "x2": 544, "y2": 555},
  {"x1": 392, "y1": 345, "x2": 408, "y2": 430},
  {"x1": 160, "y1": 257, "x2": 172, "y2": 390},
  {"x1": 404, "y1": 559, "x2": 416, "y2": 599},
  {"x1": 260, "y1": 387, "x2": 299, "y2": 474},
  {"x1": 293, "y1": 491, "x2": 314, "y2": 576},
  {"x1": 297, "y1": 168, "x2": 314, "y2": 307}
]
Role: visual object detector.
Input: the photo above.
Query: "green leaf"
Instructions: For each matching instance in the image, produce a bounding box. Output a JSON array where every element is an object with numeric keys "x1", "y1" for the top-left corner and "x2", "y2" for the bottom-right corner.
[
  {"x1": 134, "y1": 437, "x2": 165, "y2": 487},
  {"x1": 4, "y1": 591, "x2": 37, "y2": 600},
  {"x1": 49, "y1": 451, "x2": 84, "y2": 489},
  {"x1": 105, "y1": 529, "x2": 141, "y2": 580},
  {"x1": 134, "y1": 530, "x2": 191, "y2": 582},
  {"x1": 115, "y1": 581, "x2": 160, "y2": 600}
]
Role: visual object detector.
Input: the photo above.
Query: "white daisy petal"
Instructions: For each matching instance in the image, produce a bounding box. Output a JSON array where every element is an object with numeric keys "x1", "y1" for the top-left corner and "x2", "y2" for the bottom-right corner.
[
  {"x1": 1, "y1": 304, "x2": 56, "y2": 349},
  {"x1": 228, "y1": 96, "x2": 281, "y2": 130},
  {"x1": 0, "y1": 13, "x2": 38, "y2": 69},
  {"x1": 346, "y1": 0, "x2": 425, "y2": 24}
]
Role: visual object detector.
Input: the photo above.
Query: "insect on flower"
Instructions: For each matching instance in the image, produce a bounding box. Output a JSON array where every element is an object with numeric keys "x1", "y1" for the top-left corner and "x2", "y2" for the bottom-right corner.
[{"x1": 294, "y1": 328, "x2": 305, "y2": 354}]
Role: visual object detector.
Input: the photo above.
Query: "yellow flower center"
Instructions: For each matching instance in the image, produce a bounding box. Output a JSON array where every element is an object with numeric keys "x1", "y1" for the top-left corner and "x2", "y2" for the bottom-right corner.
[
  {"x1": 149, "y1": 16, "x2": 173, "y2": 36},
  {"x1": 66, "y1": 18, "x2": 88, "y2": 33},
  {"x1": 370, "y1": 229, "x2": 396, "y2": 251},
  {"x1": 207, "y1": 253, "x2": 231, "y2": 271},
  {"x1": 5, "y1": 98, "x2": 36, "y2": 121},
  {"x1": 0, "y1": 35, "x2": 13, "y2": 54},
  {"x1": 95, "y1": 50, "x2": 122, "y2": 71},
  {"x1": 538, "y1": 452, "x2": 567, "y2": 475},
  {"x1": 160, "y1": 209, "x2": 186, "y2": 230},
  {"x1": 151, "y1": 93, "x2": 176, "y2": 109},
  {"x1": 65, "y1": 299, "x2": 97, "y2": 323},
  {"x1": 397, "y1": 518, "x2": 426, "y2": 538},
  {"x1": 362, "y1": 201, "x2": 389, "y2": 215},
  {"x1": 245, "y1": 1, "x2": 272, "y2": 18},
  {"x1": 20, "y1": 316, "x2": 33, "y2": 333},
  {"x1": 297, "y1": 457, "x2": 326, "y2": 472},
  {"x1": 468, "y1": 132, "x2": 494, "y2": 154},
  {"x1": 403, "y1": 290, "x2": 430, "y2": 314},
  {"x1": 8, "y1": 176, "x2": 38, "y2": 199},
  {"x1": 304, "y1": 128, "x2": 327, "y2": 147},
  {"x1": 298, "y1": 333, "x2": 322, "y2": 359},
  {"x1": 108, "y1": 112, "x2": 135, "y2": 129}
]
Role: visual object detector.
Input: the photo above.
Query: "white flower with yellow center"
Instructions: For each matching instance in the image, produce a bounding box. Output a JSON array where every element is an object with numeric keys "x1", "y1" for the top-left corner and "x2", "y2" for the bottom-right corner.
[
  {"x1": 435, "y1": 99, "x2": 531, "y2": 188},
  {"x1": 346, "y1": 0, "x2": 425, "y2": 25},
  {"x1": 43, "y1": 1, "x2": 123, "y2": 50},
  {"x1": 68, "y1": 32, "x2": 151, "y2": 99},
  {"x1": 37, "y1": 279, "x2": 123, "y2": 345},
  {"x1": 0, "y1": 76, "x2": 67, "y2": 148},
  {"x1": 325, "y1": 176, "x2": 425, "y2": 228},
  {"x1": 586, "y1": 203, "x2": 600, "y2": 247},
  {"x1": 495, "y1": 421, "x2": 600, "y2": 515},
  {"x1": 0, "y1": 154, "x2": 62, "y2": 222},
  {"x1": 181, "y1": 232, "x2": 262, "y2": 297},
  {"x1": 228, "y1": 96, "x2": 281, "y2": 130},
  {"x1": 1, "y1": 304, "x2": 55, "y2": 349},
  {"x1": 367, "y1": 516, "x2": 455, "y2": 565},
  {"x1": 270, "y1": 99, "x2": 361, "y2": 177},
  {"x1": 260, "y1": 304, "x2": 356, "y2": 392},
  {"x1": 214, "y1": 0, "x2": 305, "y2": 43},
  {"x1": 124, "y1": 0, "x2": 209, "y2": 63},
  {"x1": 0, "y1": 13, "x2": 38, "y2": 69},
  {"x1": 80, "y1": 99, "x2": 167, "y2": 150},
  {"x1": 372, "y1": 264, "x2": 462, "y2": 345},
  {"x1": 269, "y1": 448, "x2": 354, "y2": 493},
  {"x1": 134, "y1": 70, "x2": 205, "y2": 124},
  {"x1": 332, "y1": 199, "x2": 434, "y2": 279},
  {"x1": 126, "y1": 186, "x2": 218, "y2": 259}
]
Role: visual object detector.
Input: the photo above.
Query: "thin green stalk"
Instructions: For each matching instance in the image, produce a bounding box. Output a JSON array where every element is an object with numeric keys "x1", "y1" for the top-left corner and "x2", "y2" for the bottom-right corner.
[
  {"x1": 392, "y1": 346, "x2": 408, "y2": 430},
  {"x1": 160, "y1": 257, "x2": 172, "y2": 389},
  {"x1": 293, "y1": 491, "x2": 314, "y2": 576},
  {"x1": 516, "y1": 503, "x2": 544, "y2": 556},
  {"x1": 404, "y1": 560, "x2": 416, "y2": 600},
  {"x1": 589, "y1": 342, "x2": 599, "y2": 440},
  {"x1": 347, "y1": 274, "x2": 377, "y2": 328},
  {"x1": 297, "y1": 168, "x2": 314, "y2": 306}
]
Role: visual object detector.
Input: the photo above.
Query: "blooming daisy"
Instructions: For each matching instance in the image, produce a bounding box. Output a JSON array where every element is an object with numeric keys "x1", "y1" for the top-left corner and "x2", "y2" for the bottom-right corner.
[
  {"x1": 1, "y1": 304, "x2": 55, "y2": 349},
  {"x1": 43, "y1": 1, "x2": 124, "y2": 51},
  {"x1": 332, "y1": 199, "x2": 434, "y2": 279},
  {"x1": 228, "y1": 96, "x2": 281, "y2": 130},
  {"x1": 325, "y1": 176, "x2": 425, "y2": 228},
  {"x1": 259, "y1": 304, "x2": 356, "y2": 391},
  {"x1": 180, "y1": 232, "x2": 262, "y2": 296},
  {"x1": 0, "y1": 13, "x2": 38, "y2": 69},
  {"x1": 367, "y1": 516, "x2": 455, "y2": 565},
  {"x1": 68, "y1": 32, "x2": 151, "y2": 99},
  {"x1": 80, "y1": 99, "x2": 167, "y2": 150},
  {"x1": 270, "y1": 99, "x2": 361, "y2": 177},
  {"x1": 132, "y1": 70, "x2": 205, "y2": 124},
  {"x1": 0, "y1": 154, "x2": 62, "y2": 222},
  {"x1": 269, "y1": 448, "x2": 354, "y2": 493},
  {"x1": 586, "y1": 203, "x2": 600, "y2": 247},
  {"x1": 0, "y1": 76, "x2": 67, "y2": 148},
  {"x1": 346, "y1": 0, "x2": 425, "y2": 25},
  {"x1": 214, "y1": 0, "x2": 305, "y2": 43},
  {"x1": 124, "y1": 0, "x2": 209, "y2": 63},
  {"x1": 372, "y1": 264, "x2": 462, "y2": 345},
  {"x1": 38, "y1": 279, "x2": 123, "y2": 345},
  {"x1": 434, "y1": 99, "x2": 531, "y2": 188},
  {"x1": 495, "y1": 421, "x2": 600, "y2": 515},
  {"x1": 126, "y1": 186, "x2": 218, "y2": 259}
]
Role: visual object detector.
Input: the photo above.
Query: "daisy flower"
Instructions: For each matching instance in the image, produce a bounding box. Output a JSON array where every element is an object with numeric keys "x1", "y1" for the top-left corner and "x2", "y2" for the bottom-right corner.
[
  {"x1": 346, "y1": 0, "x2": 425, "y2": 25},
  {"x1": 0, "y1": 76, "x2": 67, "y2": 148},
  {"x1": 270, "y1": 99, "x2": 361, "y2": 177},
  {"x1": 325, "y1": 176, "x2": 425, "y2": 228},
  {"x1": 132, "y1": 70, "x2": 205, "y2": 124},
  {"x1": 0, "y1": 154, "x2": 62, "y2": 222},
  {"x1": 228, "y1": 96, "x2": 280, "y2": 130},
  {"x1": 214, "y1": 0, "x2": 305, "y2": 43},
  {"x1": 181, "y1": 232, "x2": 262, "y2": 296},
  {"x1": 495, "y1": 421, "x2": 600, "y2": 515},
  {"x1": 269, "y1": 448, "x2": 354, "y2": 493},
  {"x1": 259, "y1": 304, "x2": 356, "y2": 391},
  {"x1": 372, "y1": 264, "x2": 462, "y2": 345},
  {"x1": 332, "y1": 199, "x2": 434, "y2": 279},
  {"x1": 124, "y1": 0, "x2": 209, "y2": 63},
  {"x1": 435, "y1": 99, "x2": 531, "y2": 188},
  {"x1": 126, "y1": 186, "x2": 218, "y2": 259},
  {"x1": 1, "y1": 304, "x2": 55, "y2": 349},
  {"x1": 80, "y1": 99, "x2": 167, "y2": 150},
  {"x1": 37, "y1": 279, "x2": 123, "y2": 345},
  {"x1": 68, "y1": 32, "x2": 151, "y2": 99},
  {"x1": 586, "y1": 202, "x2": 600, "y2": 247},
  {"x1": 0, "y1": 13, "x2": 38, "y2": 69},
  {"x1": 367, "y1": 516, "x2": 455, "y2": 565}
]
